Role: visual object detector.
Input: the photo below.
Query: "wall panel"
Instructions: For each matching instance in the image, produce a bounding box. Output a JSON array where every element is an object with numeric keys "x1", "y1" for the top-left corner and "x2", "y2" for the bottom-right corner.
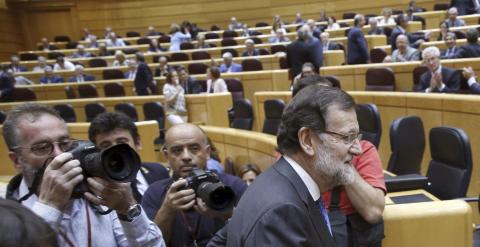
[{"x1": 0, "y1": 8, "x2": 23, "y2": 61}]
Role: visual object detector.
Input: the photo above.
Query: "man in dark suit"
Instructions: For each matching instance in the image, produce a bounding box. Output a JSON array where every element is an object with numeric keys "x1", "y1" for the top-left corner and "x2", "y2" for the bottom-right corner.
[
  {"x1": 88, "y1": 112, "x2": 170, "y2": 202},
  {"x1": 420, "y1": 46, "x2": 460, "y2": 93},
  {"x1": 124, "y1": 59, "x2": 137, "y2": 79},
  {"x1": 390, "y1": 15, "x2": 410, "y2": 51},
  {"x1": 287, "y1": 24, "x2": 323, "y2": 78},
  {"x1": 154, "y1": 56, "x2": 173, "y2": 77},
  {"x1": 241, "y1": 39, "x2": 260, "y2": 57},
  {"x1": 455, "y1": 28, "x2": 480, "y2": 58},
  {"x1": 347, "y1": 15, "x2": 369, "y2": 64},
  {"x1": 440, "y1": 32, "x2": 459, "y2": 59},
  {"x1": 450, "y1": 0, "x2": 479, "y2": 15},
  {"x1": 9, "y1": 55, "x2": 27, "y2": 73},
  {"x1": 134, "y1": 52, "x2": 156, "y2": 96},
  {"x1": 218, "y1": 85, "x2": 361, "y2": 246},
  {"x1": 178, "y1": 67, "x2": 202, "y2": 94},
  {"x1": 320, "y1": 32, "x2": 340, "y2": 51},
  {"x1": 39, "y1": 66, "x2": 64, "y2": 84},
  {"x1": 462, "y1": 66, "x2": 480, "y2": 94},
  {"x1": 67, "y1": 65, "x2": 96, "y2": 82},
  {"x1": 0, "y1": 66, "x2": 15, "y2": 102}
]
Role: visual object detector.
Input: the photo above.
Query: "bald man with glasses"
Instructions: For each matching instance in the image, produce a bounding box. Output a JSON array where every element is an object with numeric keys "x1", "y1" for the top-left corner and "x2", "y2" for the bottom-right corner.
[{"x1": 4, "y1": 103, "x2": 165, "y2": 247}]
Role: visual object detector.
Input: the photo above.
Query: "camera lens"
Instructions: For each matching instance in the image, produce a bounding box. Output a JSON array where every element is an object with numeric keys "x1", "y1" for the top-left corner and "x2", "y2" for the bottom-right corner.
[
  {"x1": 197, "y1": 182, "x2": 235, "y2": 211},
  {"x1": 102, "y1": 144, "x2": 140, "y2": 182}
]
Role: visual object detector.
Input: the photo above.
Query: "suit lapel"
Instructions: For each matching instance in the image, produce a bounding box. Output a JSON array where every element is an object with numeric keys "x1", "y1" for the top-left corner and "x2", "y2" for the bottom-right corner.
[{"x1": 274, "y1": 158, "x2": 336, "y2": 246}]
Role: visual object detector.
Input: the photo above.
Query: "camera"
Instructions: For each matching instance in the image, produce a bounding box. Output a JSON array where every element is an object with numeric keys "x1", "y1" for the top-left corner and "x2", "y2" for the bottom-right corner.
[
  {"x1": 68, "y1": 141, "x2": 141, "y2": 198},
  {"x1": 184, "y1": 168, "x2": 235, "y2": 212}
]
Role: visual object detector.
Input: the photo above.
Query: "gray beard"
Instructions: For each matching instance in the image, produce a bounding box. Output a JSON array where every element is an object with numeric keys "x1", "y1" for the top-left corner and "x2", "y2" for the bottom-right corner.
[{"x1": 313, "y1": 146, "x2": 355, "y2": 188}]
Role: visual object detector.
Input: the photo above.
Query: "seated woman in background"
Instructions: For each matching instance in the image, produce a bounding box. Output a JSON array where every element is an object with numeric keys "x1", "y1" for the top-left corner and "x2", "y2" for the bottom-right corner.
[
  {"x1": 437, "y1": 22, "x2": 449, "y2": 41},
  {"x1": 195, "y1": 33, "x2": 211, "y2": 49},
  {"x1": 112, "y1": 50, "x2": 128, "y2": 67},
  {"x1": 327, "y1": 16, "x2": 340, "y2": 30},
  {"x1": 169, "y1": 23, "x2": 192, "y2": 52},
  {"x1": 378, "y1": 8, "x2": 396, "y2": 25},
  {"x1": 237, "y1": 163, "x2": 261, "y2": 186},
  {"x1": 163, "y1": 71, "x2": 188, "y2": 124},
  {"x1": 96, "y1": 43, "x2": 113, "y2": 57},
  {"x1": 206, "y1": 66, "x2": 228, "y2": 93}
]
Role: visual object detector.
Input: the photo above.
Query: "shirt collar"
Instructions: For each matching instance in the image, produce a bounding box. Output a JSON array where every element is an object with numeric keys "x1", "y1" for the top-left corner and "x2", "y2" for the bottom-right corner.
[
  {"x1": 283, "y1": 155, "x2": 320, "y2": 201},
  {"x1": 19, "y1": 178, "x2": 38, "y2": 208}
]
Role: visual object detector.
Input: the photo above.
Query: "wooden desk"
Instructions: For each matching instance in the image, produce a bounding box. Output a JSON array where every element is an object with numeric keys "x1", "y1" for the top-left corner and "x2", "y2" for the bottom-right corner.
[{"x1": 19, "y1": 44, "x2": 149, "y2": 57}]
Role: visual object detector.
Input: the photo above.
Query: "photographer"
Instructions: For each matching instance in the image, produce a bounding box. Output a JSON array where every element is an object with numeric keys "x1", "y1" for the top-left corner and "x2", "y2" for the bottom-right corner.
[
  {"x1": 141, "y1": 123, "x2": 247, "y2": 247},
  {"x1": 4, "y1": 103, "x2": 165, "y2": 247}
]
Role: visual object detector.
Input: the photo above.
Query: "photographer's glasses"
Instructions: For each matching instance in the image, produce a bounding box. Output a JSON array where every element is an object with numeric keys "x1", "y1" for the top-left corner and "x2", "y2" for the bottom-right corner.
[{"x1": 11, "y1": 138, "x2": 80, "y2": 157}]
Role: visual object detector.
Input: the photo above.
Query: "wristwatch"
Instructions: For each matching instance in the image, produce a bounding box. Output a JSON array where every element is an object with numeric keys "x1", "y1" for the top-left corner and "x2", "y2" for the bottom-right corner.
[{"x1": 118, "y1": 204, "x2": 142, "y2": 222}]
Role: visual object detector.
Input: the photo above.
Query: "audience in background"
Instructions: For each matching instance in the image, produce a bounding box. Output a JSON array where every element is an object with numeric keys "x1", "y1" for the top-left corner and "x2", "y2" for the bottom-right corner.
[
  {"x1": 163, "y1": 71, "x2": 188, "y2": 125},
  {"x1": 70, "y1": 44, "x2": 93, "y2": 59},
  {"x1": 39, "y1": 65, "x2": 64, "y2": 84},
  {"x1": 53, "y1": 56, "x2": 75, "y2": 71},
  {"x1": 219, "y1": 52, "x2": 243, "y2": 73},
  {"x1": 0, "y1": 66, "x2": 15, "y2": 102},
  {"x1": 148, "y1": 39, "x2": 165, "y2": 53},
  {"x1": 104, "y1": 26, "x2": 113, "y2": 39},
  {"x1": 169, "y1": 23, "x2": 191, "y2": 52},
  {"x1": 462, "y1": 66, "x2": 480, "y2": 94},
  {"x1": 7, "y1": 68, "x2": 32, "y2": 85},
  {"x1": 228, "y1": 17, "x2": 243, "y2": 31},
  {"x1": 408, "y1": 0, "x2": 425, "y2": 13},
  {"x1": 368, "y1": 18, "x2": 384, "y2": 35},
  {"x1": 384, "y1": 34, "x2": 421, "y2": 62},
  {"x1": 96, "y1": 43, "x2": 114, "y2": 56},
  {"x1": 455, "y1": 28, "x2": 480, "y2": 58},
  {"x1": 39, "y1": 37, "x2": 57, "y2": 51},
  {"x1": 146, "y1": 26, "x2": 163, "y2": 36},
  {"x1": 9, "y1": 55, "x2": 27, "y2": 73},
  {"x1": 440, "y1": 32, "x2": 458, "y2": 59},
  {"x1": 292, "y1": 62, "x2": 318, "y2": 87},
  {"x1": 155, "y1": 56, "x2": 172, "y2": 77},
  {"x1": 86, "y1": 36, "x2": 99, "y2": 48},
  {"x1": 106, "y1": 32, "x2": 127, "y2": 47},
  {"x1": 206, "y1": 137, "x2": 225, "y2": 173},
  {"x1": 444, "y1": 7, "x2": 466, "y2": 28},
  {"x1": 268, "y1": 28, "x2": 290, "y2": 43},
  {"x1": 294, "y1": 12, "x2": 305, "y2": 24},
  {"x1": 82, "y1": 27, "x2": 96, "y2": 41},
  {"x1": 420, "y1": 46, "x2": 460, "y2": 93},
  {"x1": 124, "y1": 59, "x2": 137, "y2": 79},
  {"x1": 112, "y1": 50, "x2": 128, "y2": 67},
  {"x1": 318, "y1": 10, "x2": 328, "y2": 22},
  {"x1": 347, "y1": 15, "x2": 369, "y2": 64},
  {"x1": 195, "y1": 33, "x2": 211, "y2": 49},
  {"x1": 32, "y1": 56, "x2": 48, "y2": 72},
  {"x1": 237, "y1": 163, "x2": 262, "y2": 186},
  {"x1": 327, "y1": 16, "x2": 340, "y2": 30},
  {"x1": 287, "y1": 25, "x2": 323, "y2": 77},
  {"x1": 405, "y1": 7, "x2": 425, "y2": 29},
  {"x1": 378, "y1": 8, "x2": 396, "y2": 25},
  {"x1": 178, "y1": 66, "x2": 202, "y2": 94},
  {"x1": 134, "y1": 52, "x2": 156, "y2": 95},
  {"x1": 242, "y1": 39, "x2": 260, "y2": 57},
  {"x1": 307, "y1": 19, "x2": 322, "y2": 39},
  {"x1": 449, "y1": 0, "x2": 478, "y2": 16},
  {"x1": 320, "y1": 32, "x2": 341, "y2": 51},
  {"x1": 272, "y1": 14, "x2": 287, "y2": 34},
  {"x1": 67, "y1": 65, "x2": 95, "y2": 82},
  {"x1": 206, "y1": 66, "x2": 228, "y2": 93},
  {"x1": 437, "y1": 22, "x2": 450, "y2": 41}
]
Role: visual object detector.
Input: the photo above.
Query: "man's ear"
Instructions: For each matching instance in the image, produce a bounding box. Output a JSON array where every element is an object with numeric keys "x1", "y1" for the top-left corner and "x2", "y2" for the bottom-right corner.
[
  {"x1": 135, "y1": 138, "x2": 142, "y2": 151},
  {"x1": 205, "y1": 144, "x2": 211, "y2": 158},
  {"x1": 8, "y1": 151, "x2": 23, "y2": 173},
  {"x1": 162, "y1": 145, "x2": 169, "y2": 160},
  {"x1": 298, "y1": 127, "x2": 315, "y2": 157}
]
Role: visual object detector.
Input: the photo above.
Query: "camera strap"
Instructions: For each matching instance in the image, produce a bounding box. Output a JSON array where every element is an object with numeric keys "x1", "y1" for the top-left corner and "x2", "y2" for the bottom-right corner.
[
  {"x1": 180, "y1": 211, "x2": 199, "y2": 247},
  {"x1": 17, "y1": 160, "x2": 49, "y2": 204}
]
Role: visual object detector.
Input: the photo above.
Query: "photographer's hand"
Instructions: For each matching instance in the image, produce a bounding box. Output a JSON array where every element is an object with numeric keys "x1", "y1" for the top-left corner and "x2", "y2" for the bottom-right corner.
[
  {"x1": 83, "y1": 177, "x2": 136, "y2": 215},
  {"x1": 38, "y1": 153, "x2": 83, "y2": 210},
  {"x1": 194, "y1": 198, "x2": 232, "y2": 221}
]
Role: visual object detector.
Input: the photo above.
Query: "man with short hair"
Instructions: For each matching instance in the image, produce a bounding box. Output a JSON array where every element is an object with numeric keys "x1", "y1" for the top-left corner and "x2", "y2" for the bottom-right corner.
[
  {"x1": 141, "y1": 123, "x2": 247, "y2": 247},
  {"x1": 320, "y1": 32, "x2": 340, "y2": 51},
  {"x1": 455, "y1": 28, "x2": 480, "y2": 58},
  {"x1": 68, "y1": 65, "x2": 95, "y2": 82},
  {"x1": 39, "y1": 37, "x2": 57, "y2": 51},
  {"x1": 268, "y1": 28, "x2": 290, "y2": 43},
  {"x1": 4, "y1": 103, "x2": 166, "y2": 247},
  {"x1": 241, "y1": 39, "x2": 260, "y2": 57},
  {"x1": 135, "y1": 52, "x2": 156, "y2": 96},
  {"x1": 306, "y1": 19, "x2": 322, "y2": 39},
  {"x1": 178, "y1": 67, "x2": 202, "y2": 94},
  {"x1": 384, "y1": 34, "x2": 421, "y2": 62},
  {"x1": 348, "y1": 15, "x2": 369, "y2": 64},
  {"x1": 287, "y1": 24, "x2": 323, "y2": 78},
  {"x1": 440, "y1": 32, "x2": 458, "y2": 59},
  {"x1": 444, "y1": 7, "x2": 466, "y2": 28},
  {"x1": 368, "y1": 18, "x2": 383, "y2": 35},
  {"x1": 53, "y1": 56, "x2": 75, "y2": 71},
  {"x1": 154, "y1": 56, "x2": 173, "y2": 77},
  {"x1": 32, "y1": 56, "x2": 48, "y2": 72},
  {"x1": 9, "y1": 55, "x2": 27, "y2": 73},
  {"x1": 219, "y1": 52, "x2": 243, "y2": 73},
  {"x1": 125, "y1": 59, "x2": 137, "y2": 79},
  {"x1": 223, "y1": 85, "x2": 362, "y2": 246},
  {"x1": 88, "y1": 112, "x2": 170, "y2": 202},
  {"x1": 420, "y1": 46, "x2": 460, "y2": 93},
  {"x1": 107, "y1": 32, "x2": 127, "y2": 47},
  {"x1": 39, "y1": 65, "x2": 64, "y2": 84},
  {"x1": 71, "y1": 44, "x2": 93, "y2": 59}
]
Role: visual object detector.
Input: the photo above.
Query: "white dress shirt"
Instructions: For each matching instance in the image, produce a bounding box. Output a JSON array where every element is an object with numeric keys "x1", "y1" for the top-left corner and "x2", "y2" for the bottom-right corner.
[{"x1": 283, "y1": 155, "x2": 320, "y2": 201}]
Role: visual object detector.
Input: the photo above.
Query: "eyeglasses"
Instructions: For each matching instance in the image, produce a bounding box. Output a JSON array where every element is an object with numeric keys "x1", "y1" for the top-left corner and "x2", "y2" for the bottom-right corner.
[
  {"x1": 322, "y1": 130, "x2": 362, "y2": 146},
  {"x1": 11, "y1": 138, "x2": 80, "y2": 157}
]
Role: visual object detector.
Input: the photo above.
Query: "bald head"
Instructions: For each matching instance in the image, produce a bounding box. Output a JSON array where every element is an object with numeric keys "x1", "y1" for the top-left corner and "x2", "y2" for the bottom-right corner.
[
  {"x1": 165, "y1": 123, "x2": 208, "y2": 146},
  {"x1": 396, "y1": 34, "x2": 409, "y2": 51}
]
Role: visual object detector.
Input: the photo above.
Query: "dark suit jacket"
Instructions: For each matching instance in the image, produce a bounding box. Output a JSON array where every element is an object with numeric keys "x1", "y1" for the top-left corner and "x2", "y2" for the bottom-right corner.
[
  {"x1": 470, "y1": 82, "x2": 480, "y2": 94},
  {"x1": 139, "y1": 162, "x2": 169, "y2": 185},
  {"x1": 135, "y1": 62, "x2": 154, "y2": 95},
  {"x1": 154, "y1": 65, "x2": 173, "y2": 77},
  {"x1": 347, "y1": 27, "x2": 369, "y2": 64},
  {"x1": 324, "y1": 41, "x2": 340, "y2": 51},
  {"x1": 67, "y1": 74, "x2": 95, "y2": 82},
  {"x1": 39, "y1": 75, "x2": 64, "y2": 84},
  {"x1": 9, "y1": 64, "x2": 27, "y2": 73},
  {"x1": 286, "y1": 38, "x2": 323, "y2": 77},
  {"x1": 455, "y1": 43, "x2": 480, "y2": 58},
  {"x1": 0, "y1": 73, "x2": 15, "y2": 102},
  {"x1": 440, "y1": 46, "x2": 459, "y2": 59},
  {"x1": 242, "y1": 49, "x2": 260, "y2": 57},
  {"x1": 224, "y1": 157, "x2": 336, "y2": 246},
  {"x1": 390, "y1": 26, "x2": 407, "y2": 51},
  {"x1": 420, "y1": 66, "x2": 461, "y2": 93},
  {"x1": 181, "y1": 76, "x2": 203, "y2": 94},
  {"x1": 450, "y1": 0, "x2": 476, "y2": 15}
]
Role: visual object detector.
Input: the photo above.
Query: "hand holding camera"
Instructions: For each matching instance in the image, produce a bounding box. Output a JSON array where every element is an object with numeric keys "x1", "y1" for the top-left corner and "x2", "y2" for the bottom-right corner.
[
  {"x1": 83, "y1": 177, "x2": 136, "y2": 215},
  {"x1": 162, "y1": 179, "x2": 196, "y2": 213}
]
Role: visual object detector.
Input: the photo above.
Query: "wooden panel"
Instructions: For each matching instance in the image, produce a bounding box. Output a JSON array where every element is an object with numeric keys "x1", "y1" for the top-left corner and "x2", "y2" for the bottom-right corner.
[{"x1": 0, "y1": 9, "x2": 24, "y2": 60}]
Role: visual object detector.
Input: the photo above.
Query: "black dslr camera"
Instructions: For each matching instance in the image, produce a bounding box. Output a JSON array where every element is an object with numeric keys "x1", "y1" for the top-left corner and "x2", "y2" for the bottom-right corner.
[
  {"x1": 68, "y1": 141, "x2": 141, "y2": 198},
  {"x1": 184, "y1": 168, "x2": 235, "y2": 212}
]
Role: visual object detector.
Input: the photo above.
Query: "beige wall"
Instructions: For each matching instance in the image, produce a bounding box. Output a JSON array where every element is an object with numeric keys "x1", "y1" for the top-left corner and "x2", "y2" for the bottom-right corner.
[{"x1": 0, "y1": 8, "x2": 24, "y2": 61}]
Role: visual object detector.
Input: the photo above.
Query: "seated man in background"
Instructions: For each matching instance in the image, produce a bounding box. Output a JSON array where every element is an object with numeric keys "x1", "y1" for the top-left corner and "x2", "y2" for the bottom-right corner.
[
  {"x1": 70, "y1": 44, "x2": 93, "y2": 59},
  {"x1": 241, "y1": 39, "x2": 260, "y2": 57},
  {"x1": 320, "y1": 32, "x2": 340, "y2": 51},
  {"x1": 455, "y1": 28, "x2": 480, "y2": 58},
  {"x1": 39, "y1": 65, "x2": 64, "y2": 84},
  {"x1": 440, "y1": 32, "x2": 458, "y2": 59},
  {"x1": 462, "y1": 66, "x2": 480, "y2": 94},
  {"x1": 444, "y1": 7, "x2": 465, "y2": 28},
  {"x1": 4, "y1": 103, "x2": 165, "y2": 246},
  {"x1": 124, "y1": 59, "x2": 137, "y2": 79},
  {"x1": 6, "y1": 68, "x2": 33, "y2": 85},
  {"x1": 106, "y1": 32, "x2": 127, "y2": 47},
  {"x1": 178, "y1": 66, "x2": 203, "y2": 94},
  {"x1": 67, "y1": 65, "x2": 95, "y2": 83},
  {"x1": 9, "y1": 55, "x2": 27, "y2": 73},
  {"x1": 32, "y1": 56, "x2": 49, "y2": 72},
  {"x1": 219, "y1": 52, "x2": 243, "y2": 73},
  {"x1": 384, "y1": 34, "x2": 421, "y2": 62},
  {"x1": 0, "y1": 66, "x2": 15, "y2": 102},
  {"x1": 142, "y1": 123, "x2": 247, "y2": 247},
  {"x1": 367, "y1": 18, "x2": 383, "y2": 35},
  {"x1": 154, "y1": 56, "x2": 173, "y2": 77},
  {"x1": 39, "y1": 37, "x2": 57, "y2": 51},
  {"x1": 292, "y1": 62, "x2": 318, "y2": 87},
  {"x1": 88, "y1": 112, "x2": 170, "y2": 202},
  {"x1": 268, "y1": 28, "x2": 290, "y2": 43},
  {"x1": 420, "y1": 46, "x2": 460, "y2": 93},
  {"x1": 53, "y1": 56, "x2": 75, "y2": 71},
  {"x1": 227, "y1": 17, "x2": 243, "y2": 31}
]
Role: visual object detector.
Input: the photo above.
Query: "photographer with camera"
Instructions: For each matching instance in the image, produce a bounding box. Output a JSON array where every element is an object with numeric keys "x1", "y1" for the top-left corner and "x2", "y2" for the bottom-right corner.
[
  {"x1": 141, "y1": 123, "x2": 247, "y2": 247},
  {"x1": 4, "y1": 103, "x2": 165, "y2": 247}
]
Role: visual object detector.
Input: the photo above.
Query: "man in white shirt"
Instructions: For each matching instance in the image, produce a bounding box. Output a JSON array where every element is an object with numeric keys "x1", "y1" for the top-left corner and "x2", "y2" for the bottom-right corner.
[
  {"x1": 107, "y1": 32, "x2": 127, "y2": 47},
  {"x1": 53, "y1": 56, "x2": 75, "y2": 71},
  {"x1": 32, "y1": 56, "x2": 48, "y2": 72},
  {"x1": 4, "y1": 103, "x2": 166, "y2": 247}
]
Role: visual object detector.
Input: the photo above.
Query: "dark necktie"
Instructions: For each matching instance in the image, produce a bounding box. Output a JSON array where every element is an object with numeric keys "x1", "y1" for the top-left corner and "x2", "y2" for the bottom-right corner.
[{"x1": 316, "y1": 198, "x2": 333, "y2": 236}]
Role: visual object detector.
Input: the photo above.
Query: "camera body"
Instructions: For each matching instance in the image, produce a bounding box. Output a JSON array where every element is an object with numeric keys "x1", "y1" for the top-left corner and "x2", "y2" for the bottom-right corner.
[
  {"x1": 69, "y1": 141, "x2": 141, "y2": 198},
  {"x1": 184, "y1": 168, "x2": 235, "y2": 212}
]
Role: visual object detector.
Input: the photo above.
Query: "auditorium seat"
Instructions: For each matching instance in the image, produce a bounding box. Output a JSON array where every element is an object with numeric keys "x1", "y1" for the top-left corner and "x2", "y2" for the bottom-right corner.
[
  {"x1": 223, "y1": 30, "x2": 238, "y2": 39},
  {"x1": 171, "y1": 52, "x2": 190, "y2": 62},
  {"x1": 103, "y1": 69, "x2": 125, "y2": 80},
  {"x1": 126, "y1": 31, "x2": 141, "y2": 37},
  {"x1": 325, "y1": 75, "x2": 342, "y2": 89},
  {"x1": 180, "y1": 43, "x2": 195, "y2": 50},
  {"x1": 65, "y1": 41, "x2": 78, "y2": 49},
  {"x1": 242, "y1": 59, "x2": 263, "y2": 71},
  {"x1": 279, "y1": 56, "x2": 288, "y2": 69},
  {"x1": 54, "y1": 35, "x2": 71, "y2": 42},
  {"x1": 205, "y1": 32, "x2": 220, "y2": 40},
  {"x1": 250, "y1": 37, "x2": 262, "y2": 44},
  {"x1": 370, "y1": 48, "x2": 387, "y2": 63},
  {"x1": 143, "y1": 102, "x2": 166, "y2": 143},
  {"x1": 342, "y1": 12, "x2": 357, "y2": 19},
  {"x1": 0, "y1": 111, "x2": 6, "y2": 124},
  {"x1": 387, "y1": 116, "x2": 425, "y2": 175},
  {"x1": 426, "y1": 126, "x2": 472, "y2": 200},
  {"x1": 191, "y1": 51, "x2": 211, "y2": 60},
  {"x1": 433, "y1": 3, "x2": 449, "y2": 11},
  {"x1": 11, "y1": 88, "x2": 36, "y2": 102},
  {"x1": 19, "y1": 53, "x2": 38, "y2": 61},
  {"x1": 104, "y1": 82, "x2": 126, "y2": 97},
  {"x1": 48, "y1": 52, "x2": 65, "y2": 60},
  {"x1": 85, "y1": 103, "x2": 106, "y2": 122},
  {"x1": 258, "y1": 49, "x2": 270, "y2": 55},
  {"x1": 262, "y1": 99, "x2": 285, "y2": 135},
  {"x1": 221, "y1": 38, "x2": 238, "y2": 47},
  {"x1": 412, "y1": 66, "x2": 429, "y2": 92},
  {"x1": 270, "y1": 45, "x2": 287, "y2": 54},
  {"x1": 231, "y1": 99, "x2": 254, "y2": 130},
  {"x1": 89, "y1": 58, "x2": 108, "y2": 68},
  {"x1": 225, "y1": 78, "x2": 244, "y2": 101},
  {"x1": 255, "y1": 22, "x2": 269, "y2": 27},
  {"x1": 221, "y1": 48, "x2": 238, "y2": 57},
  {"x1": 64, "y1": 86, "x2": 77, "y2": 99},
  {"x1": 158, "y1": 36, "x2": 171, "y2": 43},
  {"x1": 114, "y1": 103, "x2": 138, "y2": 121},
  {"x1": 137, "y1": 37, "x2": 152, "y2": 45},
  {"x1": 122, "y1": 48, "x2": 139, "y2": 55},
  {"x1": 365, "y1": 67, "x2": 396, "y2": 91},
  {"x1": 53, "y1": 104, "x2": 77, "y2": 123},
  {"x1": 355, "y1": 103, "x2": 382, "y2": 148},
  {"x1": 78, "y1": 84, "x2": 98, "y2": 98},
  {"x1": 188, "y1": 63, "x2": 209, "y2": 75}
]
